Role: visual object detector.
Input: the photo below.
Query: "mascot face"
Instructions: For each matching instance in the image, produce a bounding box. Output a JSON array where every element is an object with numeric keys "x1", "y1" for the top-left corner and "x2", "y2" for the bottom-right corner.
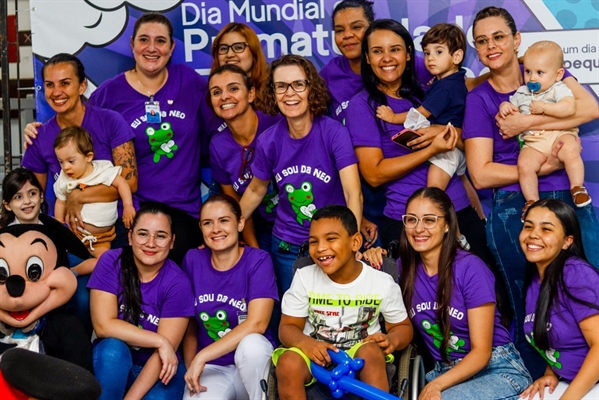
[{"x1": 0, "y1": 226, "x2": 77, "y2": 329}]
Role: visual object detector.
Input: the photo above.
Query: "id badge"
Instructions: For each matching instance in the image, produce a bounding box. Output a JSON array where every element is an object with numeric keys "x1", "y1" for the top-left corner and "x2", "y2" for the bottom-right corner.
[
  {"x1": 237, "y1": 311, "x2": 248, "y2": 325},
  {"x1": 145, "y1": 101, "x2": 161, "y2": 123}
]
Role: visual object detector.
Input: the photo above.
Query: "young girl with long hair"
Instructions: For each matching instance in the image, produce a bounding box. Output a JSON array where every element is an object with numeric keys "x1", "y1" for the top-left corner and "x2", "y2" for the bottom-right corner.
[{"x1": 1, "y1": 168, "x2": 46, "y2": 227}]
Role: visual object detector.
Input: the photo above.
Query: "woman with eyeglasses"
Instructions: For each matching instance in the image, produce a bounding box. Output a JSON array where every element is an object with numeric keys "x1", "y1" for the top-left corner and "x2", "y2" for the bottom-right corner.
[
  {"x1": 397, "y1": 187, "x2": 531, "y2": 400},
  {"x1": 88, "y1": 202, "x2": 194, "y2": 400},
  {"x1": 207, "y1": 65, "x2": 280, "y2": 251},
  {"x1": 239, "y1": 54, "x2": 362, "y2": 294},
  {"x1": 181, "y1": 194, "x2": 278, "y2": 399},
  {"x1": 462, "y1": 6, "x2": 599, "y2": 379}
]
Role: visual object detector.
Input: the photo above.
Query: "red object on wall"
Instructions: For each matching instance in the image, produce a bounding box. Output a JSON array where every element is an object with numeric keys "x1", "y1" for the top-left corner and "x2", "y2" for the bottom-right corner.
[{"x1": 8, "y1": 15, "x2": 18, "y2": 63}]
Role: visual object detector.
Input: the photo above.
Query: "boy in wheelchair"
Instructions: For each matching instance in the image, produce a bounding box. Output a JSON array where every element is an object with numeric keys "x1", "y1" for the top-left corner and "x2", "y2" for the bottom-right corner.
[{"x1": 273, "y1": 205, "x2": 413, "y2": 399}]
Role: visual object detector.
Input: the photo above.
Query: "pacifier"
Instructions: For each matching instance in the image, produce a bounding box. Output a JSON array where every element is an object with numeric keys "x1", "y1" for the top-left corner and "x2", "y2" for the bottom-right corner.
[{"x1": 527, "y1": 81, "x2": 542, "y2": 93}]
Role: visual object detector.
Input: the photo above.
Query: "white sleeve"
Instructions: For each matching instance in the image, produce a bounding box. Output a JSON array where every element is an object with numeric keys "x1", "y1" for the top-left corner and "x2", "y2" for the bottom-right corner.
[
  {"x1": 53, "y1": 172, "x2": 68, "y2": 200},
  {"x1": 281, "y1": 268, "x2": 310, "y2": 318},
  {"x1": 380, "y1": 276, "x2": 409, "y2": 324}
]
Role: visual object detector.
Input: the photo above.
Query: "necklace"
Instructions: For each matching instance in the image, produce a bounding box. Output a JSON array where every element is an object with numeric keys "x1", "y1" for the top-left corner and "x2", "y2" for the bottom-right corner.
[{"x1": 134, "y1": 69, "x2": 167, "y2": 101}]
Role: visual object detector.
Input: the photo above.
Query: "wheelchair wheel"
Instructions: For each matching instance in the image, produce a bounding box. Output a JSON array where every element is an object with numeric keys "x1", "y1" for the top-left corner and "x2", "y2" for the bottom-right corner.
[{"x1": 396, "y1": 344, "x2": 425, "y2": 400}]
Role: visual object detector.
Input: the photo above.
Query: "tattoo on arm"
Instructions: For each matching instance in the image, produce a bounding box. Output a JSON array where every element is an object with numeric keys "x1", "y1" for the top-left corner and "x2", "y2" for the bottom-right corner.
[{"x1": 113, "y1": 141, "x2": 138, "y2": 181}]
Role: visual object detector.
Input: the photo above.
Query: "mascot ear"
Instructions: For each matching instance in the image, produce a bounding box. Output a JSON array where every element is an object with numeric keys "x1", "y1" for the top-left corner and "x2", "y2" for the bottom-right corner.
[
  {"x1": 38, "y1": 214, "x2": 90, "y2": 265},
  {"x1": 0, "y1": 348, "x2": 101, "y2": 400}
]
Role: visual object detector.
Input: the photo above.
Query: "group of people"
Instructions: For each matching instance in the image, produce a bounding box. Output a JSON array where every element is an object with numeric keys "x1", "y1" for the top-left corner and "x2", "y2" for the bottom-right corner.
[{"x1": 0, "y1": 0, "x2": 597, "y2": 399}]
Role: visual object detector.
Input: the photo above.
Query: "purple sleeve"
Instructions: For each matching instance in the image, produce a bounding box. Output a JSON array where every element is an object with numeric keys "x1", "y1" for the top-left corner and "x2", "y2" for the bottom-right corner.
[
  {"x1": 247, "y1": 249, "x2": 279, "y2": 302},
  {"x1": 345, "y1": 92, "x2": 383, "y2": 148},
  {"x1": 563, "y1": 259, "x2": 599, "y2": 323},
  {"x1": 462, "y1": 89, "x2": 496, "y2": 140},
  {"x1": 459, "y1": 252, "x2": 496, "y2": 309},
  {"x1": 159, "y1": 264, "x2": 195, "y2": 318},
  {"x1": 252, "y1": 128, "x2": 276, "y2": 181},
  {"x1": 104, "y1": 110, "x2": 136, "y2": 148},
  {"x1": 21, "y1": 140, "x2": 47, "y2": 174},
  {"x1": 329, "y1": 122, "x2": 358, "y2": 170},
  {"x1": 209, "y1": 139, "x2": 232, "y2": 185},
  {"x1": 87, "y1": 249, "x2": 120, "y2": 294}
]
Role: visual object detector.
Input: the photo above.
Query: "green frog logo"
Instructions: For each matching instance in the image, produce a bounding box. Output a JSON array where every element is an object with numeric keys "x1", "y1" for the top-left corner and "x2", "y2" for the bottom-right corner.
[
  {"x1": 263, "y1": 193, "x2": 279, "y2": 214},
  {"x1": 421, "y1": 319, "x2": 466, "y2": 354},
  {"x1": 526, "y1": 332, "x2": 562, "y2": 369},
  {"x1": 285, "y1": 181, "x2": 316, "y2": 225},
  {"x1": 200, "y1": 310, "x2": 231, "y2": 341},
  {"x1": 146, "y1": 122, "x2": 178, "y2": 163}
]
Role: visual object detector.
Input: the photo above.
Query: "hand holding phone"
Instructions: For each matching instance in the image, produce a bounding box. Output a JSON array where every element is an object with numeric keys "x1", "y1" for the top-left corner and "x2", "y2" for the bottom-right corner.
[{"x1": 391, "y1": 128, "x2": 422, "y2": 150}]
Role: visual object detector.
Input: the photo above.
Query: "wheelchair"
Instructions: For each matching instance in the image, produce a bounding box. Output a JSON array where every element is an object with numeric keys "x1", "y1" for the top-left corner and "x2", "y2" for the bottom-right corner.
[{"x1": 260, "y1": 242, "x2": 425, "y2": 399}]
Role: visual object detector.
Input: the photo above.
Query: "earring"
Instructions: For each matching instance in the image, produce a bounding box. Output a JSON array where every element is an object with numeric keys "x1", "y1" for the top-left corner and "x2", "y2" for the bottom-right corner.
[{"x1": 445, "y1": 228, "x2": 449, "y2": 233}]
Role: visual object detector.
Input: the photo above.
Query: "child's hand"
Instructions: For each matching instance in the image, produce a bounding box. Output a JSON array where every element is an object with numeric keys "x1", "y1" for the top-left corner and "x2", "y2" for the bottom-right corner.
[
  {"x1": 499, "y1": 102, "x2": 517, "y2": 118},
  {"x1": 122, "y1": 206, "x2": 136, "y2": 229},
  {"x1": 299, "y1": 337, "x2": 338, "y2": 367},
  {"x1": 529, "y1": 99, "x2": 545, "y2": 115},
  {"x1": 376, "y1": 105, "x2": 395, "y2": 123},
  {"x1": 363, "y1": 332, "x2": 396, "y2": 355}
]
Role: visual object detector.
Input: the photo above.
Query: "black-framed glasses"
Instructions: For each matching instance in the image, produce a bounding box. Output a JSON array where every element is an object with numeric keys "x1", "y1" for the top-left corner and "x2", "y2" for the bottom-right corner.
[
  {"x1": 132, "y1": 230, "x2": 171, "y2": 248},
  {"x1": 402, "y1": 214, "x2": 445, "y2": 229},
  {"x1": 273, "y1": 79, "x2": 310, "y2": 94},
  {"x1": 217, "y1": 42, "x2": 249, "y2": 55},
  {"x1": 473, "y1": 31, "x2": 512, "y2": 50},
  {"x1": 239, "y1": 146, "x2": 254, "y2": 181}
]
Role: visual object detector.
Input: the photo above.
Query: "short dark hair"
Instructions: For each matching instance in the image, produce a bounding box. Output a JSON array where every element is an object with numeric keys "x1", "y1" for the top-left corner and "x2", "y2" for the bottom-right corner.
[
  {"x1": 473, "y1": 6, "x2": 518, "y2": 36},
  {"x1": 54, "y1": 126, "x2": 94, "y2": 155},
  {"x1": 209, "y1": 64, "x2": 254, "y2": 92},
  {"x1": 256, "y1": 54, "x2": 330, "y2": 117},
  {"x1": 332, "y1": 0, "x2": 375, "y2": 26},
  {"x1": 133, "y1": 12, "x2": 173, "y2": 44},
  {"x1": 422, "y1": 23, "x2": 467, "y2": 68},
  {"x1": 42, "y1": 53, "x2": 86, "y2": 84},
  {"x1": 312, "y1": 205, "x2": 358, "y2": 236}
]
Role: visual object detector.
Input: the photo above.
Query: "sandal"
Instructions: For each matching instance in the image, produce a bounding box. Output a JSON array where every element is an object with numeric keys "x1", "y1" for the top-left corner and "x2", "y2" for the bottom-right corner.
[
  {"x1": 571, "y1": 186, "x2": 592, "y2": 208},
  {"x1": 521, "y1": 200, "x2": 536, "y2": 223}
]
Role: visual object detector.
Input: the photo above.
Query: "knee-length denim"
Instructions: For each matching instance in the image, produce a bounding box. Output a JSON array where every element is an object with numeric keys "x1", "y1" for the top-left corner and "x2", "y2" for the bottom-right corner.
[{"x1": 425, "y1": 343, "x2": 532, "y2": 400}]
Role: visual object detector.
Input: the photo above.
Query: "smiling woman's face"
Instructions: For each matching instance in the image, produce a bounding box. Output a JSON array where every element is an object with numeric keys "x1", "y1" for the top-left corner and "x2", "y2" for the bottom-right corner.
[
  {"x1": 333, "y1": 7, "x2": 369, "y2": 62},
  {"x1": 208, "y1": 70, "x2": 255, "y2": 121},
  {"x1": 366, "y1": 29, "x2": 410, "y2": 91}
]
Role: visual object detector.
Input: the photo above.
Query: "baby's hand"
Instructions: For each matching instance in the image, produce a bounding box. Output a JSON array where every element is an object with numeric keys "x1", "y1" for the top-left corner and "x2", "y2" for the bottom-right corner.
[
  {"x1": 529, "y1": 100, "x2": 545, "y2": 115},
  {"x1": 122, "y1": 206, "x2": 136, "y2": 229},
  {"x1": 376, "y1": 105, "x2": 395, "y2": 123},
  {"x1": 499, "y1": 102, "x2": 517, "y2": 118}
]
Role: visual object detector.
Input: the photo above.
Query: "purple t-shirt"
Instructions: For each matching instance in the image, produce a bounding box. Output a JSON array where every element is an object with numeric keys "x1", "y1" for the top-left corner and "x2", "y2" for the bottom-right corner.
[
  {"x1": 252, "y1": 116, "x2": 358, "y2": 244},
  {"x1": 345, "y1": 89, "x2": 469, "y2": 219},
  {"x1": 422, "y1": 69, "x2": 467, "y2": 128},
  {"x1": 524, "y1": 257, "x2": 599, "y2": 382},
  {"x1": 182, "y1": 246, "x2": 278, "y2": 366},
  {"x1": 88, "y1": 63, "x2": 208, "y2": 217},
  {"x1": 462, "y1": 71, "x2": 572, "y2": 192},
  {"x1": 87, "y1": 248, "x2": 194, "y2": 363},
  {"x1": 22, "y1": 105, "x2": 134, "y2": 187},
  {"x1": 209, "y1": 112, "x2": 280, "y2": 222},
  {"x1": 320, "y1": 56, "x2": 433, "y2": 124},
  {"x1": 400, "y1": 250, "x2": 511, "y2": 362}
]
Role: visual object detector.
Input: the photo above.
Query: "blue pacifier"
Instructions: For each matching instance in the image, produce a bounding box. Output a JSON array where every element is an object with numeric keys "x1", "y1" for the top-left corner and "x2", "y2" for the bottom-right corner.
[{"x1": 527, "y1": 81, "x2": 541, "y2": 93}]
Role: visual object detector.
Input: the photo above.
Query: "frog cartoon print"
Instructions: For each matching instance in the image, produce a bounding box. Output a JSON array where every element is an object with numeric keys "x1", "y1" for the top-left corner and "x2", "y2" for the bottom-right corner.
[
  {"x1": 285, "y1": 181, "x2": 316, "y2": 225},
  {"x1": 525, "y1": 331, "x2": 562, "y2": 369},
  {"x1": 421, "y1": 319, "x2": 466, "y2": 354},
  {"x1": 200, "y1": 310, "x2": 231, "y2": 341},
  {"x1": 146, "y1": 122, "x2": 178, "y2": 163}
]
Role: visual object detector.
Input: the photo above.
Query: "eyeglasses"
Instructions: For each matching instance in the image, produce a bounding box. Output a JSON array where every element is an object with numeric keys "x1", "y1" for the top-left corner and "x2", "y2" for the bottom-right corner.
[
  {"x1": 132, "y1": 230, "x2": 171, "y2": 248},
  {"x1": 217, "y1": 42, "x2": 249, "y2": 55},
  {"x1": 473, "y1": 31, "x2": 512, "y2": 49},
  {"x1": 273, "y1": 79, "x2": 310, "y2": 94},
  {"x1": 239, "y1": 146, "x2": 254, "y2": 181},
  {"x1": 402, "y1": 214, "x2": 445, "y2": 229}
]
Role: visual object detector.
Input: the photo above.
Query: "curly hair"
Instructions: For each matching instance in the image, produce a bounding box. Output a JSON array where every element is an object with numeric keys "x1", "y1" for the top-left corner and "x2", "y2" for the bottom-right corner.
[
  {"x1": 211, "y1": 23, "x2": 268, "y2": 92},
  {"x1": 256, "y1": 54, "x2": 330, "y2": 117}
]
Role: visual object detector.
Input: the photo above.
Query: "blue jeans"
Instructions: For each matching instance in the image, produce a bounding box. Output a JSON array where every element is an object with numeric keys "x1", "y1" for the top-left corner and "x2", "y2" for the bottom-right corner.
[
  {"x1": 425, "y1": 343, "x2": 532, "y2": 400},
  {"x1": 271, "y1": 235, "x2": 303, "y2": 294},
  {"x1": 487, "y1": 190, "x2": 599, "y2": 379},
  {"x1": 93, "y1": 338, "x2": 185, "y2": 400},
  {"x1": 66, "y1": 252, "x2": 92, "y2": 337}
]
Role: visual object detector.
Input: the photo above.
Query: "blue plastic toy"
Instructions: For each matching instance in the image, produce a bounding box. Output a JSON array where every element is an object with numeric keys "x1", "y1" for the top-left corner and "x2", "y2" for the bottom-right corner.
[{"x1": 310, "y1": 349, "x2": 398, "y2": 400}]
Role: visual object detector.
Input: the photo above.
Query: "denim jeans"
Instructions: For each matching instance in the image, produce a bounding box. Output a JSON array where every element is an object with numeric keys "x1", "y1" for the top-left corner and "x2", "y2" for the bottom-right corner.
[
  {"x1": 66, "y1": 252, "x2": 92, "y2": 337},
  {"x1": 487, "y1": 190, "x2": 599, "y2": 379},
  {"x1": 425, "y1": 343, "x2": 532, "y2": 400},
  {"x1": 93, "y1": 338, "x2": 186, "y2": 400},
  {"x1": 271, "y1": 235, "x2": 303, "y2": 294}
]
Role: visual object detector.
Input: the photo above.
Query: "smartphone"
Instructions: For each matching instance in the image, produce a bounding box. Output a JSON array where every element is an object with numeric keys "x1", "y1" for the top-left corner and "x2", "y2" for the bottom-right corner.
[{"x1": 391, "y1": 128, "x2": 421, "y2": 150}]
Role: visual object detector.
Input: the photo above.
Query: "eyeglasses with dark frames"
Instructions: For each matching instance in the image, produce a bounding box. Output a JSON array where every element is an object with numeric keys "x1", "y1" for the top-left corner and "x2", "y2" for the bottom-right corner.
[
  {"x1": 239, "y1": 146, "x2": 254, "y2": 181},
  {"x1": 473, "y1": 31, "x2": 512, "y2": 50},
  {"x1": 401, "y1": 214, "x2": 445, "y2": 229},
  {"x1": 272, "y1": 79, "x2": 310, "y2": 94},
  {"x1": 217, "y1": 42, "x2": 249, "y2": 55}
]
